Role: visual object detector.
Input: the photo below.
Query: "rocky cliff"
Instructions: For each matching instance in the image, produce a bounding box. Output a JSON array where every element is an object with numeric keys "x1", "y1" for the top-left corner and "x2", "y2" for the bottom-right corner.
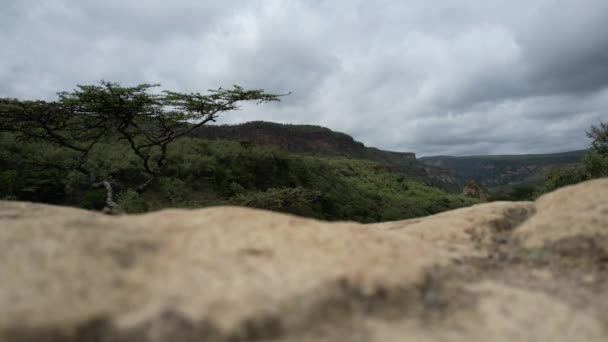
[
  {"x1": 1, "y1": 179, "x2": 607, "y2": 341},
  {"x1": 193, "y1": 121, "x2": 367, "y2": 155},
  {"x1": 462, "y1": 180, "x2": 491, "y2": 202},
  {"x1": 191, "y1": 121, "x2": 416, "y2": 162}
]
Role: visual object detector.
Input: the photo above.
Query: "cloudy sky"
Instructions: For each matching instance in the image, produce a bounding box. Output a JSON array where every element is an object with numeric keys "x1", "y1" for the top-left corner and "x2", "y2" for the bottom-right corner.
[{"x1": 1, "y1": 0, "x2": 607, "y2": 156}]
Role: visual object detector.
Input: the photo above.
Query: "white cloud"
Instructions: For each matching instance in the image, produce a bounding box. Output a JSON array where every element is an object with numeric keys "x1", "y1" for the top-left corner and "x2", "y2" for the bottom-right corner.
[{"x1": 1, "y1": 0, "x2": 607, "y2": 155}]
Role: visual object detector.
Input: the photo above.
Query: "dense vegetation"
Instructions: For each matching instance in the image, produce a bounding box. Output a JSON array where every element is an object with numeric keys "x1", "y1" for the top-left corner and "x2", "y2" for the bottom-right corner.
[
  {"x1": 0, "y1": 82, "x2": 282, "y2": 209},
  {"x1": 0, "y1": 81, "x2": 478, "y2": 222},
  {"x1": 419, "y1": 122, "x2": 608, "y2": 201},
  {"x1": 4, "y1": 81, "x2": 599, "y2": 220},
  {"x1": 0, "y1": 134, "x2": 476, "y2": 222},
  {"x1": 192, "y1": 121, "x2": 430, "y2": 183},
  {"x1": 420, "y1": 150, "x2": 586, "y2": 190},
  {"x1": 476, "y1": 122, "x2": 608, "y2": 201},
  {"x1": 539, "y1": 122, "x2": 608, "y2": 194}
]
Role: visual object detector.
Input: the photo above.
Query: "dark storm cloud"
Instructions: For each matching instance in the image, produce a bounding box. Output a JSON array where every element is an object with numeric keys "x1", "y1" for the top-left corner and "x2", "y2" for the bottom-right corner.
[
  {"x1": 449, "y1": 0, "x2": 608, "y2": 107},
  {"x1": 520, "y1": 0, "x2": 608, "y2": 94},
  {"x1": 1, "y1": 0, "x2": 607, "y2": 155}
]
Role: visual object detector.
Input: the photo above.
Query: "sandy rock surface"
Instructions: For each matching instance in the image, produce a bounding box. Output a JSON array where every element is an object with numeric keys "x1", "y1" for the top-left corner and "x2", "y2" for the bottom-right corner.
[{"x1": 1, "y1": 179, "x2": 607, "y2": 341}]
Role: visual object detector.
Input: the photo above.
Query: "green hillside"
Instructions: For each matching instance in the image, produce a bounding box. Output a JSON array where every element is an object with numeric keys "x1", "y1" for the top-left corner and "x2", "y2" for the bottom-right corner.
[
  {"x1": 192, "y1": 121, "x2": 429, "y2": 179},
  {"x1": 0, "y1": 133, "x2": 476, "y2": 222},
  {"x1": 1, "y1": 82, "x2": 604, "y2": 221}
]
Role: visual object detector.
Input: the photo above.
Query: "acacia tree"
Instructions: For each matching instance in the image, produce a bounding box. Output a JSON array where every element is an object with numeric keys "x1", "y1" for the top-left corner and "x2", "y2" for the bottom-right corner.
[
  {"x1": 0, "y1": 81, "x2": 284, "y2": 209},
  {"x1": 542, "y1": 121, "x2": 608, "y2": 193},
  {"x1": 584, "y1": 121, "x2": 608, "y2": 177},
  {"x1": 587, "y1": 121, "x2": 608, "y2": 156}
]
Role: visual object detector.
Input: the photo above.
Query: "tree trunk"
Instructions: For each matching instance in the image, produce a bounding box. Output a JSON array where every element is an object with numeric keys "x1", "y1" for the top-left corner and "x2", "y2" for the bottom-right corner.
[
  {"x1": 92, "y1": 179, "x2": 119, "y2": 212},
  {"x1": 136, "y1": 175, "x2": 155, "y2": 194},
  {"x1": 101, "y1": 180, "x2": 119, "y2": 209}
]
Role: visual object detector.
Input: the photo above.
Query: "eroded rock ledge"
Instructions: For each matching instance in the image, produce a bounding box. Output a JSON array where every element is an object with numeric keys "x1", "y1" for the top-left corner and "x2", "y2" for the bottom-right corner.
[{"x1": 1, "y1": 179, "x2": 607, "y2": 341}]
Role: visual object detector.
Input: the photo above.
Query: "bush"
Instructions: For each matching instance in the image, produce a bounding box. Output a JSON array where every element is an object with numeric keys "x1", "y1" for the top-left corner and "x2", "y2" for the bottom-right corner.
[
  {"x1": 159, "y1": 177, "x2": 187, "y2": 204},
  {"x1": 0, "y1": 170, "x2": 18, "y2": 198},
  {"x1": 540, "y1": 122, "x2": 608, "y2": 194},
  {"x1": 0, "y1": 132, "x2": 477, "y2": 222},
  {"x1": 81, "y1": 189, "x2": 107, "y2": 210},
  {"x1": 583, "y1": 151, "x2": 608, "y2": 178},
  {"x1": 18, "y1": 169, "x2": 67, "y2": 204},
  {"x1": 117, "y1": 189, "x2": 149, "y2": 214},
  {"x1": 492, "y1": 185, "x2": 537, "y2": 201},
  {"x1": 542, "y1": 166, "x2": 588, "y2": 194},
  {"x1": 231, "y1": 187, "x2": 326, "y2": 218}
]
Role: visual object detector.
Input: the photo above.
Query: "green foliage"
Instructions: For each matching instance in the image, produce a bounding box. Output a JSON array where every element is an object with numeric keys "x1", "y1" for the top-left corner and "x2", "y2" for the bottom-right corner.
[
  {"x1": 0, "y1": 81, "x2": 283, "y2": 206},
  {"x1": 191, "y1": 121, "x2": 426, "y2": 183},
  {"x1": 0, "y1": 130, "x2": 476, "y2": 222},
  {"x1": 542, "y1": 166, "x2": 589, "y2": 193},
  {"x1": 0, "y1": 82, "x2": 473, "y2": 221},
  {"x1": 539, "y1": 121, "x2": 608, "y2": 194},
  {"x1": 81, "y1": 189, "x2": 107, "y2": 210},
  {"x1": 0, "y1": 170, "x2": 18, "y2": 197},
  {"x1": 17, "y1": 169, "x2": 67, "y2": 204},
  {"x1": 231, "y1": 187, "x2": 325, "y2": 218},
  {"x1": 117, "y1": 189, "x2": 149, "y2": 214},
  {"x1": 587, "y1": 121, "x2": 608, "y2": 156},
  {"x1": 0, "y1": 169, "x2": 21, "y2": 200},
  {"x1": 221, "y1": 153, "x2": 475, "y2": 222},
  {"x1": 421, "y1": 150, "x2": 586, "y2": 190},
  {"x1": 492, "y1": 185, "x2": 537, "y2": 201},
  {"x1": 583, "y1": 150, "x2": 608, "y2": 178}
]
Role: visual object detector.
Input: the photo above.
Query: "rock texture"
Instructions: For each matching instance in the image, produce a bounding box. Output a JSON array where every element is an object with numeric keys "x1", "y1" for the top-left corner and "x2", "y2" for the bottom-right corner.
[
  {"x1": 1, "y1": 179, "x2": 607, "y2": 342},
  {"x1": 462, "y1": 180, "x2": 491, "y2": 202},
  {"x1": 192, "y1": 121, "x2": 417, "y2": 162}
]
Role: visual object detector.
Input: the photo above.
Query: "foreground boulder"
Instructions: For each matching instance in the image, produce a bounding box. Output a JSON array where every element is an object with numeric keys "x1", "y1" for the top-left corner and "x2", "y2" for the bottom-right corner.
[{"x1": 0, "y1": 179, "x2": 607, "y2": 342}]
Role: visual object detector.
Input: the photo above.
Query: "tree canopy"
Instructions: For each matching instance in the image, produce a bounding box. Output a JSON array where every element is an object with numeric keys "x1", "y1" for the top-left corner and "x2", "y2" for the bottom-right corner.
[
  {"x1": 542, "y1": 121, "x2": 608, "y2": 193},
  {"x1": 0, "y1": 81, "x2": 284, "y2": 208}
]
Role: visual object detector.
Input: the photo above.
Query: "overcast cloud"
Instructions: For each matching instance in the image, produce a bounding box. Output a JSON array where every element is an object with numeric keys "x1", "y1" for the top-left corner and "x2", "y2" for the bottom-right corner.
[{"x1": 1, "y1": 0, "x2": 607, "y2": 156}]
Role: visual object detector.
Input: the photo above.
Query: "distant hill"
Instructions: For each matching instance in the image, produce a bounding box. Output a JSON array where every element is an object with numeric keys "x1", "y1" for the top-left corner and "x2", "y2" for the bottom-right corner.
[
  {"x1": 192, "y1": 121, "x2": 416, "y2": 160},
  {"x1": 419, "y1": 150, "x2": 587, "y2": 190},
  {"x1": 191, "y1": 121, "x2": 432, "y2": 180},
  {"x1": 191, "y1": 122, "x2": 587, "y2": 193},
  {"x1": 193, "y1": 121, "x2": 368, "y2": 155},
  {"x1": 0, "y1": 128, "x2": 476, "y2": 222}
]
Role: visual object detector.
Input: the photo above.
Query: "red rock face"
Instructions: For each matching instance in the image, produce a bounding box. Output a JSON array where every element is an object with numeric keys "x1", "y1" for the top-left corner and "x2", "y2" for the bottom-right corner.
[
  {"x1": 191, "y1": 121, "x2": 416, "y2": 160},
  {"x1": 462, "y1": 180, "x2": 491, "y2": 202}
]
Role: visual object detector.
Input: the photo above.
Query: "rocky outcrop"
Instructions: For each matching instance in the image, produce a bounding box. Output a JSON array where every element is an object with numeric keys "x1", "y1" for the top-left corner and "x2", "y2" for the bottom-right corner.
[
  {"x1": 191, "y1": 121, "x2": 416, "y2": 162},
  {"x1": 192, "y1": 121, "x2": 368, "y2": 155},
  {"x1": 0, "y1": 179, "x2": 607, "y2": 341},
  {"x1": 462, "y1": 180, "x2": 491, "y2": 202}
]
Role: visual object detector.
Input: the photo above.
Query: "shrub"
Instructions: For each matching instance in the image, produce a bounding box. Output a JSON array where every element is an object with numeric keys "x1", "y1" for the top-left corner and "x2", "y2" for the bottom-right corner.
[
  {"x1": 542, "y1": 166, "x2": 588, "y2": 194},
  {"x1": 540, "y1": 122, "x2": 608, "y2": 194},
  {"x1": 0, "y1": 170, "x2": 18, "y2": 198},
  {"x1": 583, "y1": 151, "x2": 608, "y2": 178},
  {"x1": 81, "y1": 189, "x2": 107, "y2": 210},
  {"x1": 117, "y1": 189, "x2": 149, "y2": 213},
  {"x1": 231, "y1": 187, "x2": 325, "y2": 218},
  {"x1": 159, "y1": 177, "x2": 187, "y2": 204}
]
